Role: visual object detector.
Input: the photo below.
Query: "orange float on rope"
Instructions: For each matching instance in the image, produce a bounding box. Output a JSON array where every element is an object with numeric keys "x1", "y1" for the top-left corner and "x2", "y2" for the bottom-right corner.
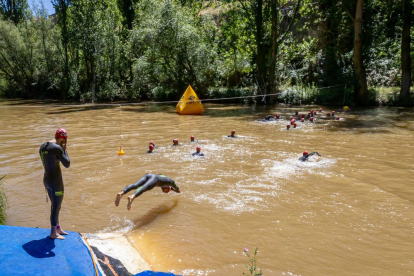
[{"x1": 176, "y1": 85, "x2": 204, "y2": 115}]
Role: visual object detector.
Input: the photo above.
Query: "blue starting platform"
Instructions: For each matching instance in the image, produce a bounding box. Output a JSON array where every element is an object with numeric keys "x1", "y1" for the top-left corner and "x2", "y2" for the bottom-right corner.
[{"x1": 0, "y1": 225, "x2": 180, "y2": 276}]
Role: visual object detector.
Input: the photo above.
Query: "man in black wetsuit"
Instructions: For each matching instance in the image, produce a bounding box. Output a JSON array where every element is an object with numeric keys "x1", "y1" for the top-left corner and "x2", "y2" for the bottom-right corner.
[
  {"x1": 192, "y1": 146, "x2": 204, "y2": 156},
  {"x1": 114, "y1": 174, "x2": 180, "y2": 210},
  {"x1": 299, "y1": 151, "x2": 322, "y2": 162},
  {"x1": 39, "y1": 128, "x2": 71, "y2": 240}
]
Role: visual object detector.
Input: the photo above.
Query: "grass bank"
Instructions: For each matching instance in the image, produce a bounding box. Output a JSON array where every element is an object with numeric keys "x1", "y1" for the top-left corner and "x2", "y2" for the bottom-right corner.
[{"x1": 0, "y1": 175, "x2": 7, "y2": 225}]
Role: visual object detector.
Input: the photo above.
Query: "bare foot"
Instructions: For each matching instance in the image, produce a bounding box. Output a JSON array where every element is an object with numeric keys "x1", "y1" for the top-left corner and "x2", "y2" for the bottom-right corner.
[
  {"x1": 127, "y1": 196, "x2": 134, "y2": 210},
  {"x1": 57, "y1": 229, "x2": 68, "y2": 235},
  {"x1": 114, "y1": 192, "x2": 123, "y2": 207},
  {"x1": 50, "y1": 234, "x2": 65, "y2": 240}
]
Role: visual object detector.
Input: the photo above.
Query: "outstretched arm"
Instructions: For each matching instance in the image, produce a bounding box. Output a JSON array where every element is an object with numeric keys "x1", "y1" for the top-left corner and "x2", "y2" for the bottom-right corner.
[
  {"x1": 170, "y1": 182, "x2": 180, "y2": 193},
  {"x1": 309, "y1": 152, "x2": 322, "y2": 157}
]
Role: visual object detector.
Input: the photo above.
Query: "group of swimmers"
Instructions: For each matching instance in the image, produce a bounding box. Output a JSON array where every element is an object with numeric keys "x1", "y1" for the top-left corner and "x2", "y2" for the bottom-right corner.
[
  {"x1": 262, "y1": 107, "x2": 343, "y2": 129},
  {"x1": 39, "y1": 109, "x2": 327, "y2": 239}
]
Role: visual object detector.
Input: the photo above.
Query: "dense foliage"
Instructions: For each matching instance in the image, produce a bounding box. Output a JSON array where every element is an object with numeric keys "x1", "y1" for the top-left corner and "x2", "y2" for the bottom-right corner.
[{"x1": 0, "y1": 0, "x2": 412, "y2": 105}]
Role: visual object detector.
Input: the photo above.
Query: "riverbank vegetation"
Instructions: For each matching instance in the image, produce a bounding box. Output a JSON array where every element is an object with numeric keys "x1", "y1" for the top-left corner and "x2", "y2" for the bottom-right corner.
[
  {"x1": 0, "y1": 175, "x2": 7, "y2": 225},
  {"x1": 0, "y1": 0, "x2": 412, "y2": 106}
]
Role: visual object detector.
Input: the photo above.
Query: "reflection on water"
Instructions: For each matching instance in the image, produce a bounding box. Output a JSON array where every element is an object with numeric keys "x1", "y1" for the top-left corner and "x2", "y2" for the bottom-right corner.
[{"x1": 1, "y1": 102, "x2": 414, "y2": 275}]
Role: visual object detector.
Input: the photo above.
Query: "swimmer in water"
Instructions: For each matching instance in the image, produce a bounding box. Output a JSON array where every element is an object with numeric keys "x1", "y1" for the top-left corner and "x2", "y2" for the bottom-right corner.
[
  {"x1": 190, "y1": 135, "x2": 195, "y2": 142},
  {"x1": 192, "y1": 146, "x2": 204, "y2": 156},
  {"x1": 147, "y1": 144, "x2": 154, "y2": 153},
  {"x1": 299, "y1": 151, "x2": 322, "y2": 162},
  {"x1": 114, "y1": 174, "x2": 180, "y2": 210},
  {"x1": 39, "y1": 128, "x2": 71, "y2": 240},
  {"x1": 228, "y1": 130, "x2": 236, "y2": 137},
  {"x1": 262, "y1": 115, "x2": 276, "y2": 121},
  {"x1": 172, "y1": 139, "x2": 179, "y2": 146}
]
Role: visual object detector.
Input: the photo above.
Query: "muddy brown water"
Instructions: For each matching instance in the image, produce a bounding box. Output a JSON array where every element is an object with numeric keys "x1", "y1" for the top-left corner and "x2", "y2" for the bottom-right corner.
[{"x1": 1, "y1": 101, "x2": 413, "y2": 275}]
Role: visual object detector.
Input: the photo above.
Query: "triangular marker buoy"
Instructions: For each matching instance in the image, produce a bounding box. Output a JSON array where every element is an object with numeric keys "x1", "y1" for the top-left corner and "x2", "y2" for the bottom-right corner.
[{"x1": 176, "y1": 85, "x2": 204, "y2": 115}]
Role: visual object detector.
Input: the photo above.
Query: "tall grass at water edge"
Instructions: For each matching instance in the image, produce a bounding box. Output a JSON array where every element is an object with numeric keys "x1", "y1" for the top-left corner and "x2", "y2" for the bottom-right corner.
[{"x1": 0, "y1": 175, "x2": 7, "y2": 225}]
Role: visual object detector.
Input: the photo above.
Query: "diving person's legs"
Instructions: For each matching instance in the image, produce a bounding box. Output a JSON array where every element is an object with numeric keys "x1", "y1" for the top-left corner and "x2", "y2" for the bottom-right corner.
[
  {"x1": 115, "y1": 174, "x2": 151, "y2": 207},
  {"x1": 127, "y1": 175, "x2": 158, "y2": 210}
]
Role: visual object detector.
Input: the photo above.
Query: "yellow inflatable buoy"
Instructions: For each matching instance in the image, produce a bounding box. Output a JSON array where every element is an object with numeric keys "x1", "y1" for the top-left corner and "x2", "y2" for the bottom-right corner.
[
  {"x1": 118, "y1": 147, "x2": 124, "y2": 156},
  {"x1": 176, "y1": 85, "x2": 204, "y2": 115},
  {"x1": 343, "y1": 106, "x2": 349, "y2": 111}
]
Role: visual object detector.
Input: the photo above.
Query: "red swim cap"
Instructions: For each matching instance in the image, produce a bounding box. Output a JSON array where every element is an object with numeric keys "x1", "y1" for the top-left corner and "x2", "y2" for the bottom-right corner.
[
  {"x1": 162, "y1": 186, "x2": 171, "y2": 193},
  {"x1": 191, "y1": 135, "x2": 194, "y2": 138},
  {"x1": 173, "y1": 139, "x2": 178, "y2": 142},
  {"x1": 231, "y1": 130, "x2": 235, "y2": 133},
  {"x1": 303, "y1": 151, "x2": 308, "y2": 156},
  {"x1": 55, "y1": 128, "x2": 68, "y2": 140},
  {"x1": 196, "y1": 146, "x2": 201, "y2": 152}
]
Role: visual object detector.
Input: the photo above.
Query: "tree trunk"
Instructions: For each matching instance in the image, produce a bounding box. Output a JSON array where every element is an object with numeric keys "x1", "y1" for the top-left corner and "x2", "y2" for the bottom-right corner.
[
  {"x1": 269, "y1": 0, "x2": 278, "y2": 94},
  {"x1": 254, "y1": 0, "x2": 266, "y2": 96},
  {"x1": 353, "y1": 0, "x2": 368, "y2": 105},
  {"x1": 399, "y1": 0, "x2": 412, "y2": 106}
]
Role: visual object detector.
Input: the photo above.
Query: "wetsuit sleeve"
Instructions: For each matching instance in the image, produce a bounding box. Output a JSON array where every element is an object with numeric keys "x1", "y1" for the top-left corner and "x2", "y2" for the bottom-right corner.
[
  {"x1": 56, "y1": 147, "x2": 70, "y2": 168},
  {"x1": 170, "y1": 181, "x2": 180, "y2": 191}
]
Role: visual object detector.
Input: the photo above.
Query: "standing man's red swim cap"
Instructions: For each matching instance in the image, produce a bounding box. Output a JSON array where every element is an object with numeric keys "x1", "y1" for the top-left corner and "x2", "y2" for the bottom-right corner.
[
  {"x1": 55, "y1": 128, "x2": 68, "y2": 140},
  {"x1": 303, "y1": 151, "x2": 308, "y2": 156}
]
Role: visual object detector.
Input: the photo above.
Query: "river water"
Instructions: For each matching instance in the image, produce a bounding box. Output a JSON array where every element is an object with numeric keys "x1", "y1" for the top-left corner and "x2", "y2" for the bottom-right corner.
[{"x1": 0, "y1": 101, "x2": 413, "y2": 275}]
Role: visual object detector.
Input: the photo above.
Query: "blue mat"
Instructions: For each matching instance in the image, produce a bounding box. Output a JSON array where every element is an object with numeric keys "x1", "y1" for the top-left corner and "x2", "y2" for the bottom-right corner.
[{"x1": 0, "y1": 225, "x2": 100, "y2": 276}]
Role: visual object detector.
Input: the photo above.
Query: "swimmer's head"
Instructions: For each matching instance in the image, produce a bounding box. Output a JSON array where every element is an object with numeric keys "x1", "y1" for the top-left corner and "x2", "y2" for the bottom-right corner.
[
  {"x1": 286, "y1": 124, "x2": 290, "y2": 129},
  {"x1": 149, "y1": 141, "x2": 155, "y2": 146},
  {"x1": 148, "y1": 144, "x2": 154, "y2": 152},
  {"x1": 191, "y1": 135, "x2": 195, "y2": 141},
  {"x1": 55, "y1": 128, "x2": 68, "y2": 141},
  {"x1": 196, "y1": 146, "x2": 201, "y2": 153},
  {"x1": 231, "y1": 130, "x2": 235, "y2": 136},
  {"x1": 173, "y1": 139, "x2": 178, "y2": 145},
  {"x1": 161, "y1": 186, "x2": 171, "y2": 193},
  {"x1": 303, "y1": 151, "x2": 308, "y2": 156},
  {"x1": 293, "y1": 123, "x2": 297, "y2": 128}
]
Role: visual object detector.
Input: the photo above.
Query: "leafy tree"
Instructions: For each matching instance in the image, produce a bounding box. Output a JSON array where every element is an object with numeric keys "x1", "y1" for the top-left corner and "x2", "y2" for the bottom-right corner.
[
  {"x1": 67, "y1": 0, "x2": 124, "y2": 101},
  {"x1": 0, "y1": 0, "x2": 29, "y2": 25},
  {"x1": 400, "y1": 0, "x2": 412, "y2": 105},
  {"x1": 130, "y1": 0, "x2": 218, "y2": 99}
]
